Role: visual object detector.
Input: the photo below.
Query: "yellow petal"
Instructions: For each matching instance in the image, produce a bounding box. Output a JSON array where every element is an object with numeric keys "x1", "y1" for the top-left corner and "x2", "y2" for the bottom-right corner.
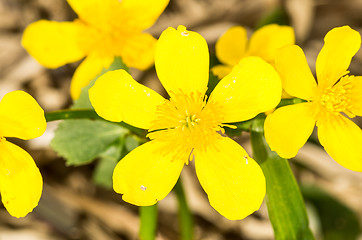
[
  {"x1": 67, "y1": 0, "x2": 123, "y2": 28},
  {"x1": 155, "y1": 25, "x2": 209, "y2": 96},
  {"x1": 0, "y1": 91, "x2": 46, "y2": 140},
  {"x1": 113, "y1": 140, "x2": 184, "y2": 206},
  {"x1": 346, "y1": 76, "x2": 362, "y2": 116},
  {"x1": 317, "y1": 113, "x2": 362, "y2": 171},
  {"x1": 209, "y1": 56, "x2": 282, "y2": 123},
  {"x1": 0, "y1": 140, "x2": 42, "y2": 218},
  {"x1": 70, "y1": 52, "x2": 114, "y2": 100},
  {"x1": 120, "y1": 0, "x2": 169, "y2": 31},
  {"x1": 22, "y1": 20, "x2": 86, "y2": 68},
  {"x1": 89, "y1": 69, "x2": 165, "y2": 129},
  {"x1": 119, "y1": 33, "x2": 157, "y2": 70},
  {"x1": 68, "y1": 0, "x2": 168, "y2": 31},
  {"x1": 211, "y1": 64, "x2": 233, "y2": 79},
  {"x1": 215, "y1": 26, "x2": 247, "y2": 66},
  {"x1": 247, "y1": 24, "x2": 295, "y2": 64},
  {"x1": 195, "y1": 137, "x2": 265, "y2": 220},
  {"x1": 275, "y1": 45, "x2": 317, "y2": 100},
  {"x1": 264, "y1": 103, "x2": 316, "y2": 158},
  {"x1": 316, "y1": 26, "x2": 361, "y2": 89}
]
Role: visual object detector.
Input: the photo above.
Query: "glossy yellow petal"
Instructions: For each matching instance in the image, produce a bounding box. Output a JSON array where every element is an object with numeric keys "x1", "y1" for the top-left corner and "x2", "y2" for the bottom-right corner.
[
  {"x1": 0, "y1": 140, "x2": 42, "y2": 218},
  {"x1": 0, "y1": 91, "x2": 46, "y2": 140},
  {"x1": 195, "y1": 137, "x2": 265, "y2": 220},
  {"x1": 211, "y1": 64, "x2": 233, "y2": 79},
  {"x1": 89, "y1": 69, "x2": 165, "y2": 129},
  {"x1": 346, "y1": 76, "x2": 362, "y2": 116},
  {"x1": 275, "y1": 45, "x2": 317, "y2": 100},
  {"x1": 264, "y1": 103, "x2": 316, "y2": 158},
  {"x1": 119, "y1": 33, "x2": 157, "y2": 70},
  {"x1": 70, "y1": 52, "x2": 114, "y2": 100},
  {"x1": 215, "y1": 26, "x2": 247, "y2": 66},
  {"x1": 209, "y1": 56, "x2": 282, "y2": 123},
  {"x1": 155, "y1": 25, "x2": 209, "y2": 96},
  {"x1": 113, "y1": 140, "x2": 184, "y2": 206},
  {"x1": 67, "y1": 0, "x2": 123, "y2": 28},
  {"x1": 22, "y1": 20, "x2": 86, "y2": 68},
  {"x1": 120, "y1": 0, "x2": 169, "y2": 30},
  {"x1": 247, "y1": 24, "x2": 295, "y2": 64},
  {"x1": 317, "y1": 113, "x2": 362, "y2": 171},
  {"x1": 316, "y1": 26, "x2": 361, "y2": 89}
]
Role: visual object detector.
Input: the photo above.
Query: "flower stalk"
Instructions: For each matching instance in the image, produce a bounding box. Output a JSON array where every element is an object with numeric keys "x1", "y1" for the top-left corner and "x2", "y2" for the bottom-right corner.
[
  {"x1": 250, "y1": 118, "x2": 315, "y2": 240},
  {"x1": 139, "y1": 204, "x2": 158, "y2": 240}
]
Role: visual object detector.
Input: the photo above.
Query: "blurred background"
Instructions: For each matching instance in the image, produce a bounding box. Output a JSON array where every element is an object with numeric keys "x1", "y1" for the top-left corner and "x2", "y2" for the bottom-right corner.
[{"x1": 0, "y1": 0, "x2": 362, "y2": 239}]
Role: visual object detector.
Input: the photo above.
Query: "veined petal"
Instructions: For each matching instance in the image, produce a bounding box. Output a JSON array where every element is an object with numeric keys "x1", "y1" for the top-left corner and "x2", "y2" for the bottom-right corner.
[
  {"x1": 22, "y1": 20, "x2": 86, "y2": 68},
  {"x1": 195, "y1": 137, "x2": 265, "y2": 220},
  {"x1": 119, "y1": 33, "x2": 157, "y2": 70},
  {"x1": 317, "y1": 113, "x2": 362, "y2": 171},
  {"x1": 346, "y1": 76, "x2": 362, "y2": 116},
  {"x1": 215, "y1": 26, "x2": 247, "y2": 66},
  {"x1": 120, "y1": 0, "x2": 169, "y2": 31},
  {"x1": 264, "y1": 103, "x2": 316, "y2": 158},
  {"x1": 247, "y1": 24, "x2": 295, "y2": 64},
  {"x1": 89, "y1": 69, "x2": 165, "y2": 129},
  {"x1": 0, "y1": 140, "x2": 42, "y2": 218},
  {"x1": 209, "y1": 56, "x2": 282, "y2": 123},
  {"x1": 155, "y1": 25, "x2": 209, "y2": 96},
  {"x1": 316, "y1": 26, "x2": 361, "y2": 89},
  {"x1": 67, "y1": 0, "x2": 123, "y2": 29},
  {"x1": 113, "y1": 140, "x2": 184, "y2": 206},
  {"x1": 211, "y1": 64, "x2": 233, "y2": 79},
  {"x1": 0, "y1": 91, "x2": 46, "y2": 140},
  {"x1": 70, "y1": 52, "x2": 114, "y2": 100},
  {"x1": 275, "y1": 45, "x2": 317, "y2": 100}
]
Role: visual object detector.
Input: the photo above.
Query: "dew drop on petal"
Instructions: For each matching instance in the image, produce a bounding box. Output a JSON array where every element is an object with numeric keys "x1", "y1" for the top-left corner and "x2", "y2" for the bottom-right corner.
[
  {"x1": 243, "y1": 156, "x2": 248, "y2": 164},
  {"x1": 140, "y1": 185, "x2": 147, "y2": 191},
  {"x1": 181, "y1": 31, "x2": 189, "y2": 36}
]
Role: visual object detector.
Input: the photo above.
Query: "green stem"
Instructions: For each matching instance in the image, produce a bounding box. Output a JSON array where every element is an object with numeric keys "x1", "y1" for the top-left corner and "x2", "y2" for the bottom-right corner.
[
  {"x1": 45, "y1": 109, "x2": 100, "y2": 121},
  {"x1": 250, "y1": 118, "x2": 315, "y2": 240},
  {"x1": 44, "y1": 109, "x2": 145, "y2": 136},
  {"x1": 139, "y1": 204, "x2": 158, "y2": 240},
  {"x1": 174, "y1": 178, "x2": 193, "y2": 240}
]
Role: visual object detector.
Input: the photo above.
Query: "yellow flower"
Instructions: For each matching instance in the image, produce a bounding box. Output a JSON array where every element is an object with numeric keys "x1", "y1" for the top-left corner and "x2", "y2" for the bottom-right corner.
[
  {"x1": 0, "y1": 91, "x2": 46, "y2": 217},
  {"x1": 264, "y1": 26, "x2": 362, "y2": 171},
  {"x1": 89, "y1": 26, "x2": 282, "y2": 220},
  {"x1": 212, "y1": 24, "x2": 295, "y2": 79},
  {"x1": 22, "y1": 0, "x2": 169, "y2": 100}
]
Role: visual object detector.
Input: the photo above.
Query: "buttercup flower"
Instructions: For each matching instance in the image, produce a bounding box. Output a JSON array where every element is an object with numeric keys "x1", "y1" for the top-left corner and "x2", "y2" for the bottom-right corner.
[
  {"x1": 265, "y1": 26, "x2": 362, "y2": 171},
  {"x1": 0, "y1": 91, "x2": 46, "y2": 217},
  {"x1": 22, "y1": 0, "x2": 169, "y2": 99},
  {"x1": 89, "y1": 26, "x2": 282, "y2": 219},
  {"x1": 212, "y1": 24, "x2": 295, "y2": 78}
]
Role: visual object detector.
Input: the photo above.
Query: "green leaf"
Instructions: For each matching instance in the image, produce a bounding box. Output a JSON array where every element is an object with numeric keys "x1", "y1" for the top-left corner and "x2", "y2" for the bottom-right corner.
[
  {"x1": 92, "y1": 138, "x2": 125, "y2": 188},
  {"x1": 124, "y1": 135, "x2": 141, "y2": 152},
  {"x1": 301, "y1": 185, "x2": 361, "y2": 240},
  {"x1": 51, "y1": 119, "x2": 128, "y2": 165},
  {"x1": 250, "y1": 118, "x2": 315, "y2": 240}
]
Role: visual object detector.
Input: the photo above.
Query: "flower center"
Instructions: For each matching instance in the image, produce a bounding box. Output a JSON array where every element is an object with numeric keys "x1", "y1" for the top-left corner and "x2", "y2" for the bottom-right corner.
[
  {"x1": 147, "y1": 91, "x2": 225, "y2": 163},
  {"x1": 314, "y1": 75, "x2": 354, "y2": 117}
]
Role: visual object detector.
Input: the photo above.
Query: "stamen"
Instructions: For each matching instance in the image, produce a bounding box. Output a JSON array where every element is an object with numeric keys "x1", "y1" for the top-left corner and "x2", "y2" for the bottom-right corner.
[
  {"x1": 148, "y1": 91, "x2": 225, "y2": 163},
  {"x1": 315, "y1": 75, "x2": 354, "y2": 117}
]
